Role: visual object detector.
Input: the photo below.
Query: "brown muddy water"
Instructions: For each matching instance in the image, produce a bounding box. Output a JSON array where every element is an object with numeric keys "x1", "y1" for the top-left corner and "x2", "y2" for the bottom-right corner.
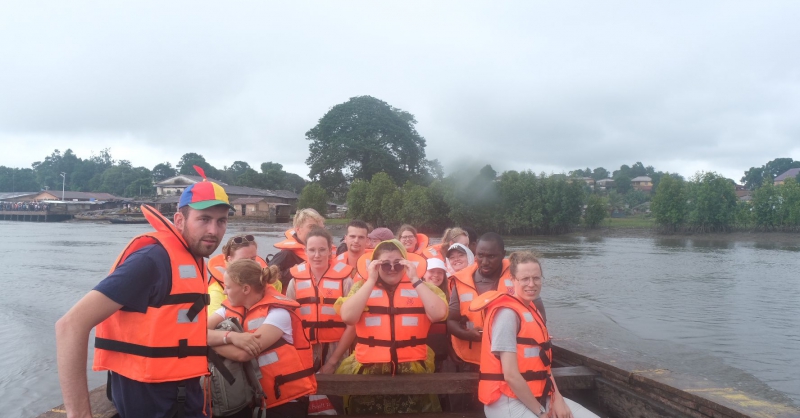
[{"x1": 1, "y1": 221, "x2": 798, "y2": 417}]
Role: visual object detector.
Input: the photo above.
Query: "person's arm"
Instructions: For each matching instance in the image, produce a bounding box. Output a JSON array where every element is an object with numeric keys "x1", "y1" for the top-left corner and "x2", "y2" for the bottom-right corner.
[
  {"x1": 446, "y1": 289, "x2": 482, "y2": 342},
  {"x1": 319, "y1": 325, "x2": 355, "y2": 374},
  {"x1": 55, "y1": 291, "x2": 123, "y2": 418},
  {"x1": 546, "y1": 375, "x2": 573, "y2": 418},
  {"x1": 207, "y1": 281, "x2": 225, "y2": 318},
  {"x1": 340, "y1": 261, "x2": 380, "y2": 325},
  {"x1": 211, "y1": 311, "x2": 286, "y2": 362},
  {"x1": 401, "y1": 259, "x2": 447, "y2": 322},
  {"x1": 285, "y1": 278, "x2": 297, "y2": 300},
  {"x1": 499, "y1": 352, "x2": 548, "y2": 417}
]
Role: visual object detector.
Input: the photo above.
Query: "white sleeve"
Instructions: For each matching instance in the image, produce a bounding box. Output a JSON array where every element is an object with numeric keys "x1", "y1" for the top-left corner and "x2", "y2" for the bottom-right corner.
[
  {"x1": 259, "y1": 307, "x2": 294, "y2": 344},
  {"x1": 214, "y1": 307, "x2": 226, "y2": 318}
]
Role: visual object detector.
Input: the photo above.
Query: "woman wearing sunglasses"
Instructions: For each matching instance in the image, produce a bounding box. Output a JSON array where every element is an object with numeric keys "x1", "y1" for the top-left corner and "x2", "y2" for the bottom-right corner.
[
  {"x1": 286, "y1": 227, "x2": 356, "y2": 376},
  {"x1": 335, "y1": 239, "x2": 448, "y2": 414},
  {"x1": 208, "y1": 234, "x2": 280, "y2": 317}
]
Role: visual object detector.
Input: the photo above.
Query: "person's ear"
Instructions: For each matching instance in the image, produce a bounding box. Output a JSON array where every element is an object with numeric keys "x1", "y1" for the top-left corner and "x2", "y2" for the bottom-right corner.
[{"x1": 174, "y1": 210, "x2": 185, "y2": 232}]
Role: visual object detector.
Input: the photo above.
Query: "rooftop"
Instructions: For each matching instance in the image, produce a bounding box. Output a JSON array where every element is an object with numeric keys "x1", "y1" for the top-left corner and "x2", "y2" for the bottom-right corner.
[{"x1": 774, "y1": 168, "x2": 800, "y2": 182}]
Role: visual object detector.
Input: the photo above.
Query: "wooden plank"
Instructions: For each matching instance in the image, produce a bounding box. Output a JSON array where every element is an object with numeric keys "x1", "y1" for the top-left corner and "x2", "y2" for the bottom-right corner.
[
  {"x1": 347, "y1": 412, "x2": 484, "y2": 418},
  {"x1": 315, "y1": 366, "x2": 597, "y2": 396}
]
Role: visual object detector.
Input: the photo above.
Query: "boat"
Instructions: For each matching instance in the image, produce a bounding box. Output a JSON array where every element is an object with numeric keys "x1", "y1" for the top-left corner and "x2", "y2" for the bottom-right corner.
[
  {"x1": 37, "y1": 338, "x2": 799, "y2": 417},
  {"x1": 107, "y1": 217, "x2": 148, "y2": 224}
]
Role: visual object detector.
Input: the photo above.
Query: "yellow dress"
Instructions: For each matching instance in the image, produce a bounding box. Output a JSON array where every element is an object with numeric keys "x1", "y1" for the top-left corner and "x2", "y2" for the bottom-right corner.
[{"x1": 333, "y1": 280, "x2": 447, "y2": 414}]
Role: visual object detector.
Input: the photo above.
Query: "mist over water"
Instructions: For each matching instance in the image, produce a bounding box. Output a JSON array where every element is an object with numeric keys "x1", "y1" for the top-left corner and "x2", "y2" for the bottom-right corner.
[{"x1": 1, "y1": 222, "x2": 798, "y2": 417}]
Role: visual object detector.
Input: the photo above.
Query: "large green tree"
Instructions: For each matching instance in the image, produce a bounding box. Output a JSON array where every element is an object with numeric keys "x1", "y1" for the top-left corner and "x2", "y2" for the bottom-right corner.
[
  {"x1": 176, "y1": 153, "x2": 221, "y2": 180},
  {"x1": 152, "y1": 162, "x2": 177, "y2": 182},
  {"x1": 584, "y1": 194, "x2": 608, "y2": 228},
  {"x1": 0, "y1": 167, "x2": 40, "y2": 192},
  {"x1": 686, "y1": 172, "x2": 737, "y2": 232},
  {"x1": 305, "y1": 96, "x2": 434, "y2": 197},
  {"x1": 651, "y1": 174, "x2": 687, "y2": 231}
]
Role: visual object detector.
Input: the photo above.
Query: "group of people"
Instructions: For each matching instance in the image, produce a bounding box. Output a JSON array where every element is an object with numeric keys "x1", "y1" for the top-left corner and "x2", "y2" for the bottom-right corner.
[
  {"x1": 1, "y1": 201, "x2": 48, "y2": 211},
  {"x1": 55, "y1": 176, "x2": 597, "y2": 418}
]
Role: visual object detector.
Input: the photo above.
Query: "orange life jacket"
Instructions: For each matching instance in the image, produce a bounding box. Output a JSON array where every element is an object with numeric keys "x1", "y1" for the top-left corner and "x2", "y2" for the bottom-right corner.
[
  {"x1": 273, "y1": 229, "x2": 308, "y2": 262},
  {"x1": 223, "y1": 289, "x2": 316, "y2": 407},
  {"x1": 353, "y1": 252, "x2": 430, "y2": 369},
  {"x1": 411, "y1": 233, "x2": 430, "y2": 255},
  {"x1": 421, "y1": 243, "x2": 444, "y2": 261},
  {"x1": 290, "y1": 259, "x2": 353, "y2": 344},
  {"x1": 335, "y1": 249, "x2": 372, "y2": 279},
  {"x1": 93, "y1": 205, "x2": 209, "y2": 383},
  {"x1": 208, "y1": 253, "x2": 279, "y2": 291},
  {"x1": 470, "y1": 291, "x2": 553, "y2": 405},
  {"x1": 449, "y1": 259, "x2": 513, "y2": 364}
]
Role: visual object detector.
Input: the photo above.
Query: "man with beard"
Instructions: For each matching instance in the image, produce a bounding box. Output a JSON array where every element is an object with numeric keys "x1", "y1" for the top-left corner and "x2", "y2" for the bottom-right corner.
[{"x1": 56, "y1": 175, "x2": 262, "y2": 418}]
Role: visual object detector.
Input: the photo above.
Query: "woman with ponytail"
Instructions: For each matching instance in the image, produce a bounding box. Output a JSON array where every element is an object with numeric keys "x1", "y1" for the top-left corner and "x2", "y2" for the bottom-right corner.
[{"x1": 209, "y1": 260, "x2": 316, "y2": 418}]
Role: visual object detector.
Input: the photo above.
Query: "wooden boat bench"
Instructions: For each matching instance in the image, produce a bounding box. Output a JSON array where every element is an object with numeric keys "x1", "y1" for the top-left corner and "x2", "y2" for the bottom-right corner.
[
  {"x1": 315, "y1": 366, "x2": 598, "y2": 418},
  {"x1": 38, "y1": 366, "x2": 597, "y2": 418}
]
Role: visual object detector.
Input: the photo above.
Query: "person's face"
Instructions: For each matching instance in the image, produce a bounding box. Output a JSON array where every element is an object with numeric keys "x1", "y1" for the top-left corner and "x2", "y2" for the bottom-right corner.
[
  {"x1": 345, "y1": 226, "x2": 368, "y2": 253},
  {"x1": 174, "y1": 205, "x2": 228, "y2": 258},
  {"x1": 475, "y1": 240, "x2": 504, "y2": 278},
  {"x1": 305, "y1": 236, "x2": 330, "y2": 268},
  {"x1": 296, "y1": 220, "x2": 323, "y2": 243},
  {"x1": 227, "y1": 244, "x2": 258, "y2": 263},
  {"x1": 423, "y1": 268, "x2": 446, "y2": 287},
  {"x1": 375, "y1": 249, "x2": 405, "y2": 285},
  {"x1": 447, "y1": 250, "x2": 469, "y2": 272},
  {"x1": 368, "y1": 237, "x2": 381, "y2": 249},
  {"x1": 513, "y1": 262, "x2": 543, "y2": 304},
  {"x1": 452, "y1": 234, "x2": 470, "y2": 246},
  {"x1": 223, "y1": 272, "x2": 246, "y2": 306},
  {"x1": 399, "y1": 231, "x2": 417, "y2": 251}
]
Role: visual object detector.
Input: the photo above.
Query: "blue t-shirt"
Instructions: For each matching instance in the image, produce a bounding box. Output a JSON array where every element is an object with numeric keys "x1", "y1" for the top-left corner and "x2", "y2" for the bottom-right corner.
[{"x1": 94, "y1": 244, "x2": 206, "y2": 418}]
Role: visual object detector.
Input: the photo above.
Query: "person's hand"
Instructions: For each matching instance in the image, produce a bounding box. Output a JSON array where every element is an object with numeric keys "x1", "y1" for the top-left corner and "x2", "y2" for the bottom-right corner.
[
  {"x1": 465, "y1": 327, "x2": 483, "y2": 342},
  {"x1": 319, "y1": 362, "x2": 337, "y2": 375},
  {"x1": 229, "y1": 332, "x2": 262, "y2": 358},
  {"x1": 399, "y1": 259, "x2": 419, "y2": 282},
  {"x1": 548, "y1": 392, "x2": 573, "y2": 418},
  {"x1": 367, "y1": 259, "x2": 381, "y2": 284}
]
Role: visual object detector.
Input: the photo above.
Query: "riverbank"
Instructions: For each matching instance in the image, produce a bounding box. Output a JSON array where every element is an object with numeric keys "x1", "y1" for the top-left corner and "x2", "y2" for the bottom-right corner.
[{"x1": 570, "y1": 226, "x2": 800, "y2": 244}]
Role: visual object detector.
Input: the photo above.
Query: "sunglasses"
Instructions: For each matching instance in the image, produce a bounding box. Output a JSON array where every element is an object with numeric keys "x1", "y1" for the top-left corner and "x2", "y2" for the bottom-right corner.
[
  {"x1": 231, "y1": 235, "x2": 255, "y2": 245},
  {"x1": 380, "y1": 261, "x2": 404, "y2": 272}
]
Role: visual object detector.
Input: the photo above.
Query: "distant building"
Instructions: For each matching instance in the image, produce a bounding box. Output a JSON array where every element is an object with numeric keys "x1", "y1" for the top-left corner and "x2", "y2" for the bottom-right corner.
[
  {"x1": 230, "y1": 197, "x2": 291, "y2": 223},
  {"x1": 631, "y1": 176, "x2": 653, "y2": 192},
  {"x1": 31, "y1": 191, "x2": 125, "y2": 202},
  {"x1": 774, "y1": 168, "x2": 800, "y2": 185},
  {"x1": 595, "y1": 178, "x2": 614, "y2": 191},
  {"x1": 0, "y1": 192, "x2": 40, "y2": 202},
  {"x1": 152, "y1": 175, "x2": 299, "y2": 218}
]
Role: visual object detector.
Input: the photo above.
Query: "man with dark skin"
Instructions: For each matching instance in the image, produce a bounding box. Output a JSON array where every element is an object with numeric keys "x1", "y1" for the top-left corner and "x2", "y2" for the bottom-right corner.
[
  {"x1": 447, "y1": 234, "x2": 506, "y2": 344},
  {"x1": 445, "y1": 233, "x2": 510, "y2": 411}
]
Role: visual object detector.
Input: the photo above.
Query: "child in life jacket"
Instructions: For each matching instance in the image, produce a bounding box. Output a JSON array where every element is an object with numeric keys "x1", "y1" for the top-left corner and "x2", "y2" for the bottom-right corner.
[
  {"x1": 422, "y1": 257, "x2": 451, "y2": 372},
  {"x1": 209, "y1": 260, "x2": 316, "y2": 418}
]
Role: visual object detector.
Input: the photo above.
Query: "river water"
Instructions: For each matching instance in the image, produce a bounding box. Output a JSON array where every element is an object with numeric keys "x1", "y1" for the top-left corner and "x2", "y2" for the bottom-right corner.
[{"x1": 1, "y1": 221, "x2": 798, "y2": 417}]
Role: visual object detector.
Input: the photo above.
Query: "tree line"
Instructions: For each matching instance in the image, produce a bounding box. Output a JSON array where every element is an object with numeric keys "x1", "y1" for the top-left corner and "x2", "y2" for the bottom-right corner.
[{"x1": 0, "y1": 149, "x2": 308, "y2": 198}]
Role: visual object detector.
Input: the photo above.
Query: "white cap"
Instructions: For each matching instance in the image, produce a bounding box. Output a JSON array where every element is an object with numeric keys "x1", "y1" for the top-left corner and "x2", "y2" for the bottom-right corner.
[{"x1": 426, "y1": 258, "x2": 447, "y2": 271}]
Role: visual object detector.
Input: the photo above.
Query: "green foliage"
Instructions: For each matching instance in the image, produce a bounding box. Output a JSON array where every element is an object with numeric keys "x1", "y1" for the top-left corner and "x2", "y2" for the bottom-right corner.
[
  {"x1": 584, "y1": 194, "x2": 608, "y2": 228},
  {"x1": 98, "y1": 164, "x2": 154, "y2": 197},
  {"x1": 591, "y1": 167, "x2": 609, "y2": 181},
  {"x1": 751, "y1": 183, "x2": 780, "y2": 229},
  {"x1": 741, "y1": 158, "x2": 800, "y2": 190},
  {"x1": 363, "y1": 172, "x2": 398, "y2": 227},
  {"x1": 686, "y1": 172, "x2": 737, "y2": 232},
  {"x1": 624, "y1": 190, "x2": 649, "y2": 207},
  {"x1": 0, "y1": 167, "x2": 40, "y2": 192},
  {"x1": 297, "y1": 183, "x2": 329, "y2": 216},
  {"x1": 305, "y1": 96, "x2": 437, "y2": 197},
  {"x1": 152, "y1": 162, "x2": 177, "y2": 182},
  {"x1": 651, "y1": 174, "x2": 687, "y2": 231},
  {"x1": 177, "y1": 153, "x2": 222, "y2": 180},
  {"x1": 613, "y1": 173, "x2": 632, "y2": 194},
  {"x1": 345, "y1": 180, "x2": 370, "y2": 221}
]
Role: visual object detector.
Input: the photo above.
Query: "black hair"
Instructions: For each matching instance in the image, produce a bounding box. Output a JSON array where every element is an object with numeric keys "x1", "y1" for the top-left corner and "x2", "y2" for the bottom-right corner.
[
  {"x1": 478, "y1": 232, "x2": 505, "y2": 252},
  {"x1": 346, "y1": 219, "x2": 370, "y2": 233},
  {"x1": 462, "y1": 226, "x2": 478, "y2": 244}
]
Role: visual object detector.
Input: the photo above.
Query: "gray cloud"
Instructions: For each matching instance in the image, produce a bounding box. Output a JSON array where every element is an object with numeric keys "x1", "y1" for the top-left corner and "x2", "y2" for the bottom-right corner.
[{"x1": 1, "y1": 1, "x2": 798, "y2": 182}]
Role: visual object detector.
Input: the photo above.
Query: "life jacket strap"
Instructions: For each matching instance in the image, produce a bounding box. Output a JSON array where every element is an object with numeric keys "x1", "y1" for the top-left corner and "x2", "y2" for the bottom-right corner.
[
  {"x1": 365, "y1": 306, "x2": 427, "y2": 315},
  {"x1": 480, "y1": 370, "x2": 550, "y2": 382},
  {"x1": 160, "y1": 293, "x2": 210, "y2": 323},
  {"x1": 516, "y1": 337, "x2": 552, "y2": 367},
  {"x1": 356, "y1": 336, "x2": 427, "y2": 348},
  {"x1": 163, "y1": 382, "x2": 187, "y2": 418},
  {"x1": 208, "y1": 350, "x2": 236, "y2": 385},
  {"x1": 296, "y1": 296, "x2": 339, "y2": 305},
  {"x1": 95, "y1": 337, "x2": 208, "y2": 358},
  {"x1": 302, "y1": 320, "x2": 345, "y2": 329},
  {"x1": 273, "y1": 366, "x2": 315, "y2": 399}
]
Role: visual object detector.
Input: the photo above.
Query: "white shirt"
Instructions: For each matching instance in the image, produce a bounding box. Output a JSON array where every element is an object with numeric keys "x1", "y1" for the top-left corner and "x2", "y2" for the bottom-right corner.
[{"x1": 215, "y1": 306, "x2": 293, "y2": 344}]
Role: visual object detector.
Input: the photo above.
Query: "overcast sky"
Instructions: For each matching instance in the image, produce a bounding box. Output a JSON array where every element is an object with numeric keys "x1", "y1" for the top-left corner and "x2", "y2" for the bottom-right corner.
[{"x1": 2, "y1": 1, "x2": 799, "y2": 182}]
